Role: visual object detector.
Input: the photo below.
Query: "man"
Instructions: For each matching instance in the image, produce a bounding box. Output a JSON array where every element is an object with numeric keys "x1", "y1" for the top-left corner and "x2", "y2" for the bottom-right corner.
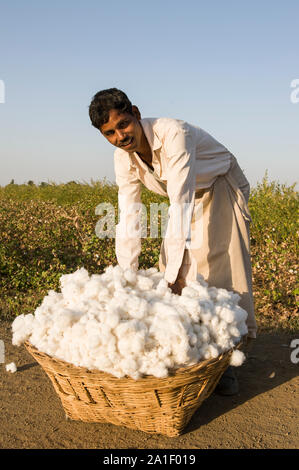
[{"x1": 89, "y1": 88, "x2": 257, "y2": 395}]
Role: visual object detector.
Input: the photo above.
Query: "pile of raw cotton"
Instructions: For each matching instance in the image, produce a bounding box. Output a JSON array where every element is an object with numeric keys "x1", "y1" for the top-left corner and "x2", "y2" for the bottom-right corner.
[{"x1": 12, "y1": 266, "x2": 247, "y2": 379}]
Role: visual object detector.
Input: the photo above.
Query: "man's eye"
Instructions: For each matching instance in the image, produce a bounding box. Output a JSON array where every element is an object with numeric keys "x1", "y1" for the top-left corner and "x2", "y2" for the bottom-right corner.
[{"x1": 119, "y1": 121, "x2": 129, "y2": 128}]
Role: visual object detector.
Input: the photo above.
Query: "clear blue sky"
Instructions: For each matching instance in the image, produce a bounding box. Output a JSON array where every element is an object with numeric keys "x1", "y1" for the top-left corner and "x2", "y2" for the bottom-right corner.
[{"x1": 0, "y1": 0, "x2": 298, "y2": 187}]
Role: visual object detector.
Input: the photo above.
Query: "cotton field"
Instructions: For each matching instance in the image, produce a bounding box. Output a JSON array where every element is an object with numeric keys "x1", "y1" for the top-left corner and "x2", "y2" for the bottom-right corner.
[{"x1": 11, "y1": 265, "x2": 247, "y2": 379}]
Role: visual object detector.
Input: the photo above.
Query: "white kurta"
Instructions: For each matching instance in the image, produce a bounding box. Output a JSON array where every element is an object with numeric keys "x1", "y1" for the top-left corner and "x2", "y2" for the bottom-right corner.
[{"x1": 114, "y1": 117, "x2": 232, "y2": 284}]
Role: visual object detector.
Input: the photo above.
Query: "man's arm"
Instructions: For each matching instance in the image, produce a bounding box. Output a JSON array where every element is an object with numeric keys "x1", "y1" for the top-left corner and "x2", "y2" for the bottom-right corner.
[
  {"x1": 162, "y1": 125, "x2": 196, "y2": 286},
  {"x1": 168, "y1": 277, "x2": 186, "y2": 295},
  {"x1": 114, "y1": 151, "x2": 142, "y2": 271}
]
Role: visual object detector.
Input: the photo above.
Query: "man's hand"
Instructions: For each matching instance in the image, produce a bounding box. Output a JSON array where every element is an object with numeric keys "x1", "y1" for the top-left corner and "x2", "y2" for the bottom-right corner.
[{"x1": 168, "y1": 278, "x2": 186, "y2": 295}]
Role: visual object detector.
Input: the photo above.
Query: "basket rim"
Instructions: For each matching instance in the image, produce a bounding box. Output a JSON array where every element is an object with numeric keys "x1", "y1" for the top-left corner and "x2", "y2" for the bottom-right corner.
[{"x1": 24, "y1": 337, "x2": 243, "y2": 385}]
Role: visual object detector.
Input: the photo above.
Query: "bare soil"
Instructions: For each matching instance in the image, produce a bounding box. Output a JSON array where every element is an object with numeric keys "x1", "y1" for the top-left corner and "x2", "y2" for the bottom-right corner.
[{"x1": 0, "y1": 320, "x2": 298, "y2": 449}]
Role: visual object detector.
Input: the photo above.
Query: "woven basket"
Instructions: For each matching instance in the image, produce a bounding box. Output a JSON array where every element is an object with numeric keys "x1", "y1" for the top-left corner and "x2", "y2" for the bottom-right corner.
[{"x1": 24, "y1": 340, "x2": 241, "y2": 437}]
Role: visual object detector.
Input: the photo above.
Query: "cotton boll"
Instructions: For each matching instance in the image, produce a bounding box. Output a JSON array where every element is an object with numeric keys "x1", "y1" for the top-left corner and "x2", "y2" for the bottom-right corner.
[
  {"x1": 55, "y1": 309, "x2": 79, "y2": 329},
  {"x1": 215, "y1": 288, "x2": 233, "y2": 303},
  {"x1": 230, "y1": 292, "x2": 241, "y2": 305},
  {"x1": 210, "y1": 316, "x2": 219, "y2": 330},
  {"x1": 196, "y1": 273, "x2": 208, "y2": 286},
  {"x1": 44, "y1": 341, "x2": 60, "y2": 357},
  {"x1": 228, "y1": 324, "x2": 242, "y2": 339},
  {"x1": 60, "y1": 269, "x2": 90, "y2": 295},
  {"x1": 188, "y1": 332, "x2": 198, "y2": 346},
  {"x1": 71, "y1": 323, "x2": 86, "y2": 338},
  {"x1": 98, "y1": 325, "x2": 113, "y2": 346},
  {"x1": 90, "y1": 274, "x2": 104, "y2": 282},
  {"x1": 148, "y1": 362, "x2": 168, "y2": 378},
  {"x1": 11, "y1": 264, "x2": 251, "y2": 379},
  {"x1": 237, "y1": 321, "x2": 248, "y2": 337},
  {"x1": 229, "y1": 349, "x2": 246, "y2": 367},
  {"x1": 193, "y1": 323, "x2": 202, "y2": 334},
  {"x1": 112, "y1": 267, "x2": 127, "y2": 290},
  {"x1": 130, "y1": 332, "x2": 146, "y2": 355},
  {"x1": 109, "y1": 290, "x2": 128, "y2": 308},
  {"x1": 128, "y1": 369, "x2": 141, "y2": 381},
  {"x1": 136, "y1": 275, "x2": 154, "y2": 291},
  {"x1": 149, "y1": 271, "x2": 164, "y2": 288},
  {"x1": 124, "y1": 269, "x2": 137, "y2": 285},
  {"x1": 61, "y1": 282, "x2": 84, "y2": 303},
  {"x1": 39, "y1": 292, "x2": 58, "y2": 306},
  {"x1": 97, "y1": 286, "x2": 110, "y2": 302},
  {"x1": 60, "y1": 268, "x2": 90, "y2": 288},
  {"x1": 199, "y1": 344, "x2": 211, "y2": 360},
  {"x1": 157, "y1": 344, "x2": 172, "y2": 360},
  {"x1": 114, "y1": 320, "x2": 137, "y2": 339},
  {"x1": 219, "y1": 307, "x2": 235, "y2": 324},
  {"x1": 156, "y1": 278, "x2": 169, "y2": 296},
  {"x1": 233, "y1": 306, "x2": 248, "y2": 324},
  {"x1": 6, "y1": 362, "x2": 17, "y2": 373},
  {"x1": 114, "y1": 278, "x2": 127, "y2": 291},
  {"x1": 145, "y1": 267, "x2": 158, "y2": 276},
  {"x1": 181, "y1": 286, "x2": 198, "y2": 298},
  {"x1": 12, "y1": 313, "x2": 34, "y2": 332},
  {"x1": 106, "y1": 311, "x2": 120, "y2": 329},
  {"x1": 126, "y1": 296, "x2": 148, "y2": 320},
  {"x1": 117, "y1": 336, "x2": 133, "y2": 356},
  {"x1": 208, "y1": 286, "x2": 219, "y2": 300},
  {"x1": 34, "y1": 306, "x2": 46, "y2": 321},
  {"x1": 11, "y1": 314, "x2": 27, "y2": 332},
  {"x1": 200, "y1": 310, "x2": 213, "y2": 325},
  {"x1": 163, "y1": 356, "x2": 175, "y2": 369},
  {"x1": 186, "y1": 345, "x2": 201, "y2": 364},
  {"x1": 171, "y1": 301, "x2": 190, "y2": 321},
  {"x1": 87, "y1": 334, "x2": 102, "y2": 349},
  {"x1": 83, "y1": 278, "x2": 102, "y2": 299},
  {"x1": 208, "y1": 343, "x2": 219, "y2": 359},
  {"x1": 136, "y1": 268, "x2": 147, "y2": 276},
  {"x1": 94, "y1": 354, "x2": 113, "y2": 371},
  {"x1": 198, "y1": 325, "x2": 210, "y2": 343},
  {"x1": 221, "y1": 336, "x2": 235, "y2": 351},
  {"x1": 178, "y1": 296, "x2": 200, "y2": 321},
  {"x1": 186, "y1": 282, "x2": 211, "y2": 302},
  {"x1": 11, "y1": 314, "x2": 35, "y2": 346},
  {"x1": 30, "y1": 325, "x2": 48, "y2": 345},
  {"x1": 170, "y1": 335, "x2": 190, "y2": 364},
  {"x1": 119, "y1": 356, "x2": 139, "y2": 377},
  {"x1": 217, "y1": 319, "x2": 229, "y2": 334},
  {"x1": 112, "y1": 264, "x2": 124, "y2": 278},
  {"x1": 107, "y1": 347, "x2": 120, "y2": 365}
]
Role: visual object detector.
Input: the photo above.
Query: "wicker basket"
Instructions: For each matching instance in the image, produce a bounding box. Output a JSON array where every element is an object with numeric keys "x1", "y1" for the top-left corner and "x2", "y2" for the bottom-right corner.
[{"x1": 24, "y1": 340, "x2": 241, "y2": 437}]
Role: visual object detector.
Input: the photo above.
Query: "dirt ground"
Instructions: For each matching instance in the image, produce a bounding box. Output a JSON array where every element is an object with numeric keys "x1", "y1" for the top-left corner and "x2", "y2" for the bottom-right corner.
[{"x1": 0, "y1": 320, "x2": 298, "y2": 449}]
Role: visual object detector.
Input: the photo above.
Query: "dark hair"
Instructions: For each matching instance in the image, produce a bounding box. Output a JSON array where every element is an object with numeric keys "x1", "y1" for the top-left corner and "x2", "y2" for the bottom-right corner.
[{"x1": 88, "y1": 88, "x2": 133, "y2": 130}]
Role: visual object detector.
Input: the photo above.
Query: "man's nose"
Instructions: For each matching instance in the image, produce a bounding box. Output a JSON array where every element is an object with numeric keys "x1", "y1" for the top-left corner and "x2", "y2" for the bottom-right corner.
[{"x1": 115, "y1": 129, "x2": 126, "y2": 141}]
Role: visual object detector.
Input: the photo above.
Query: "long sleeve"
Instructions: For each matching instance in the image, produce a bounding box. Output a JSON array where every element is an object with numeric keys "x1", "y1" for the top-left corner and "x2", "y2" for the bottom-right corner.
[
  {"x1": 162, "y1": 125, "x2": 196, "y2": 283},
  {"x1": 114, "y1": 152, "x2": 142, "y2": 271}
]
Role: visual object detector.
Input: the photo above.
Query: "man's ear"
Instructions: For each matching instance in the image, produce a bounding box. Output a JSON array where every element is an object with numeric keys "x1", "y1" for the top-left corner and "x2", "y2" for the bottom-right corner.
[{"x1": 132, "y1": 105, "x2": 141, "y2": 120}]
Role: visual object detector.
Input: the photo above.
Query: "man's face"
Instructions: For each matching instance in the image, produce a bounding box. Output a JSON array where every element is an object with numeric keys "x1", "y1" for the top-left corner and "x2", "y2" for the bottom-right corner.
[{"x1": 100, "y1": 108, "x2": 143, "y2": 153}]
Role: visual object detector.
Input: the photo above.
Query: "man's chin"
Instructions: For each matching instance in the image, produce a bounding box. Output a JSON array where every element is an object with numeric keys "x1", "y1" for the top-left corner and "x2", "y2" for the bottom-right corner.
[{"x1": 121, "y1": 136, "x2": 137, "y2": 150}]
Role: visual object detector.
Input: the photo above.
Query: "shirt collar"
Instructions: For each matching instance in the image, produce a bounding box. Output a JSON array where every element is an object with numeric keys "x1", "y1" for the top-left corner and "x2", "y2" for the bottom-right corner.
[
  {"x1": 139, "y1": 118, "x2": 162, "y2": 151},
  {"x1": 124, "y1": 118, "x2": 161, "y2": 171}
]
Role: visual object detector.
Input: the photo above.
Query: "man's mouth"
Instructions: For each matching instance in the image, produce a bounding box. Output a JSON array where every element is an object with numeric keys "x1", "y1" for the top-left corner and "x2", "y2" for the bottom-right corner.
[{"x1": 120, "y1": 137, "x2": 134, "y2": 148}]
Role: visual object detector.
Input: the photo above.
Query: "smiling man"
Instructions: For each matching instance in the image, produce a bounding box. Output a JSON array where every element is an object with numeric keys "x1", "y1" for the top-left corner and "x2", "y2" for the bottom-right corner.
[{"x1": 88, "y1": 88, "x2": 257, "y2": 394}]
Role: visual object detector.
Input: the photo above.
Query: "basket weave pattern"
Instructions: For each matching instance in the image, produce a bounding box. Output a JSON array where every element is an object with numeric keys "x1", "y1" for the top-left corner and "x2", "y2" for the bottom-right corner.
[{"x1": 25, "y1": 341, "x2": 237, "y2": 436}]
